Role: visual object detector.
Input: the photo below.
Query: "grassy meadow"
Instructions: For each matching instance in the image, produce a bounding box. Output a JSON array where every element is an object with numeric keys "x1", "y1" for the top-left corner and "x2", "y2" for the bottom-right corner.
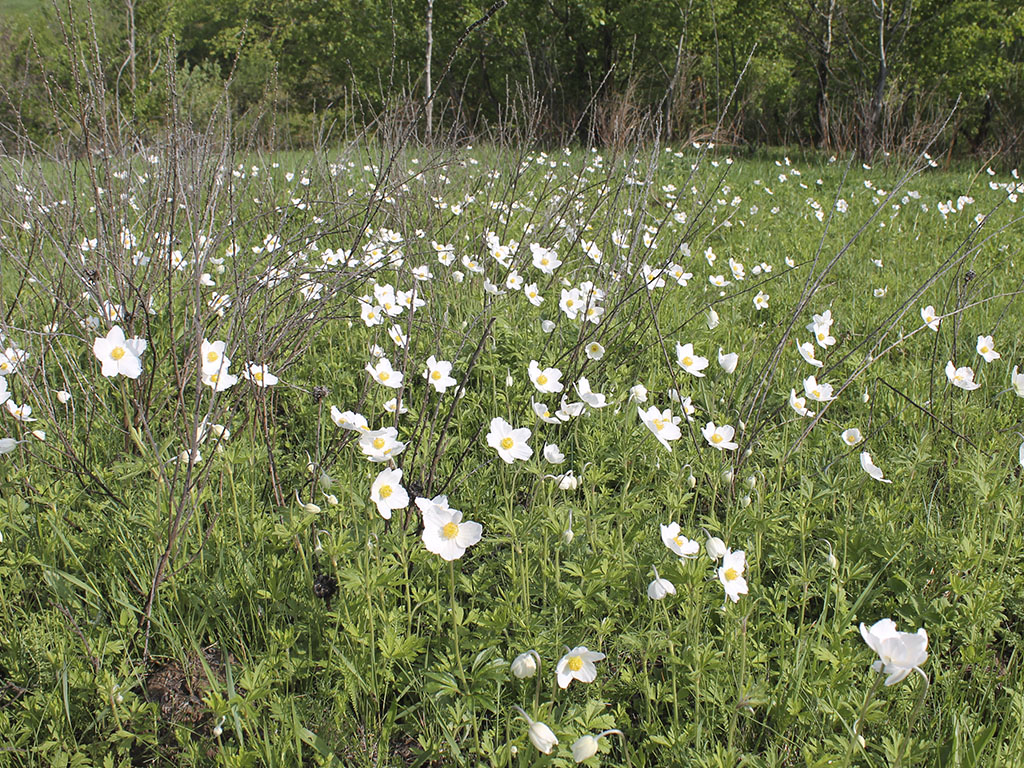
[{"x1": 0, "y1": 138, "x2": 1022, "y2": 767}]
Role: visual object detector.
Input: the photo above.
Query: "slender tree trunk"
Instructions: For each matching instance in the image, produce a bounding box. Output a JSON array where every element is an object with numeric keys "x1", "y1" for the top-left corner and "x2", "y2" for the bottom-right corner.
[
  {"x1": 425, "y1": 0, "x2": 434, "y2": 141},
  {"x1": 126, "y1": 0, "x2": 137, "y2": 95}
]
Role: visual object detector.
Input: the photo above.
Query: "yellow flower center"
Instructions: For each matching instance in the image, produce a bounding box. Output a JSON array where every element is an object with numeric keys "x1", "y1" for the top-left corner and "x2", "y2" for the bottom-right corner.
[
  {"x1": 110, "y1": 346, "x2": 126, "y2": 360},
  {"x1": 537, "y1": 374, "x2": 548, "y2": 385},
  {"x1": 209, "y1": 373, "x2": 219, "y2": 383},
  {"x1": 254, "y1": 372, "x2": 263, "y2": 382},
  {"x1": 817, "y1": 332, "x2": 825, "y2": 341},
  {"x1": 724, "y1": 567, "x2": 739, "y2": 581},
  {"x1": 500, "y1": 437, "x2": 514, "y2": 450},
  {"x1": 431, "y1": 370, "x2": 442, "y2": 380},
  {"x1": 379, "y1": 485, "x2": 392, "y2": 499},
  {"x1": 206, "y1": 351, "x2": 218, "y2": 362},
  {"x1": 568, "y1": 656, "x2": 583, "y2": 672},
  {"x1": 682, "y1": 356, "x2": 693, "y2": 367},
  {"x1": 712, "y1": 433, "x2": 723, "y2": 444},
  {"x1": 372, "y1": 437, "x2": 386, "y2": 450},
  {"x1": 653, "y1": 419, "x2": 664, "y2": 432},
  {"x1": 442, "y1": 521, "x2": 459, "y2": 539},
  {"x1": 566, "y1": 299, "x2": 574, "y2": 307},
  {"x1": 980, "y1": 345, "x2": 989, "y2": 353},
  {"x1": 379, "y1": 371, "x2": 390, "y2": 381},
  {"x1": 541, "y1": 258, "x2": 549, "y2": 266}
]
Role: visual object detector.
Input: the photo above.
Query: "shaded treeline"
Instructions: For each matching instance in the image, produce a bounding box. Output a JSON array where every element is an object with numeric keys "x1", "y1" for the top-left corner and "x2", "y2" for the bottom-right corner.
[{"x1": 1, "y1": 0, "x2": 1022, "y2": 157}]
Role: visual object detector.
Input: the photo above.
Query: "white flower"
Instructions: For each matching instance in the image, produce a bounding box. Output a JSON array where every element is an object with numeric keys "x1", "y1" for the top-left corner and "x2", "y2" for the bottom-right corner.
[
  {"x1": 512, "y1": 706, "x2": 558, "y2": 754},
  {"x1": 1011, "y1": 366, "x2": 1024, "y2": 398},
  {"x1": 660, "y1": 522, "x2": 699, "y2": 558},
  {"x1": 638, "y1": 406, "x2": 682, "y2": 451},
  {"x1": 366, "y1": 357, "x2": 404, "y2": 388},
  {"x1": 93, "y1": 326, "x2": 146, "y2": 379},
  {"x1": 575, "y1": 377, "x2": 607, "y2": 408},
  {"x1": 417, "y1": 495, "x2": 482, "y2": 560},
  {"x1": 584, "y1": 341, "x2": 605, "y2": 361},
  {"x1": 486, "y1": 417, "x2": 532, "y2": 463},
  {"x1": 0, "y1": 377, "x2": 8, "y2": 407},
  {"x1": 976, "y1": 335, "x2": 1000, "y2": 363},
  {"x1": 647, "y1": 573, "x2": 676, "y2": 600},
  {"x1": 528, "y1": 360, "x2": 563, "y2": 393},
  {"x1": 0, "y1": 437, "x2": 21, "y2": 454},
  {"x1": 423, "y1": 355, "x2": 457, "y2": 393},
  {"x1": 789, "y1": 389, "x2": 814, "y2": 418},
  {"x1": 718, "y1": 348, "x2": 738, "y2": 374},
  {"x1": 707, "y1": 309, "x2": 720, "y2": 329},
  {"x1": 200, "y1": 339, "x2": 229, "y2": 375},
  {"x1": 243, "y1": 363, "x2": 278, "y2": 387},
  {"x1": 543, "y1": 443, "x2": 565, "y2": 464},
  {"x1": 541, "y1": 319, "x2": 556, "y2": 333},
  {"x1": 803, "y1": 375, "x2": 835, "y2": 402},
  {"x1": 511, "y1": 651, "x2": 540, "y2": 679},
  {"x1": 921, "y1": 305, "x2": 940, "y2": 331},
  {"x1": 945, "y1": 361, "x2": 981, "y2": 390},
  {"x1": 370, "y1": 467, "x2": 409, "y2": 520},
  {"x1": 873, "y1": 286, "x2": 888, "y2": 298},
  {"x1": 718, "y1": 549, "x2": 748, "y2": 602},
  {"x1": 330, "y1": 408, "x2": 369, "y2": 431},
  {"x1": 705, "y1": 535, "x2": 727, "y2": 560},
  {"x1": 796, "y1": 340, "x2": 823, "y2": 368},
  {"x1": 358, "y1": 427, "x2": 406, "y2": 462},
  {"x1": 546, "y1": 470, "x2": 579, "y2": 490},
  {"x1": 629, "y1": 383, "x2": 648, "y2": 403},
  {"x1": 840, "y1": 427, "x2": 863, "y2": 447},
  {"x1": 753, "y1": 291, "x2": 769, "y2": 310},
  {"x1": 859, "y1": 619, "x2": 928, "y2": 685},
  {"x1": 556, "y1": 646, "x2": 605, "y2": 689},
  {"x1": 859, "y1": 451, "x2": 892, "y2": 483},
  {"x1": 702, "y1": 421, "x2": 738, "y2": 451},
  {"x1": 56, "y1": 390, "x2": 72, "y2": 404},
  {"x1": 676, "y1": 342, "x2": 709, "y2": 377}
]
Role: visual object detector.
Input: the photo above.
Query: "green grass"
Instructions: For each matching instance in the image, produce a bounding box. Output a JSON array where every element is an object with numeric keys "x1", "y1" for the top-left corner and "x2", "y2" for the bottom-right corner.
[{"x1": 0, "y1": 140, "x2": 1022, "y2": 767}]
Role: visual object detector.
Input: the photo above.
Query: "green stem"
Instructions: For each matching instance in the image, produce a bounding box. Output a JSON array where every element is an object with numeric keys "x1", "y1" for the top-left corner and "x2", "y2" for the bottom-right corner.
[
  {"x1": 845, "y1": 674, "x2": 883, "y2": 765},
  {"x1": 893, "y1": 671, "x2": 930, "y2": 768}
]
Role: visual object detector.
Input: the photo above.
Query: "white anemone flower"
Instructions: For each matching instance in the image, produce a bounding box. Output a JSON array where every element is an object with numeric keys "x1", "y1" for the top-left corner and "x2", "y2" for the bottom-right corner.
[
  {"x1": 796, "y1": 339, "x2": 824, "y2": 368},
  {"x1": 528, "y1": 360, "x2": 564, "y2": 393},
  {"x1": 676, "y1": 342, "x2": 709, "y2": 377},
  {"x1": 543, "y1": 443, "x2": 566, "y2": 464},
  {"x1": 718, "y1": 348, "x2": 738, "y2": 374},
  {"x1": 859, "y1": 619, "x2": 928, "y2": 685},
  {"x1": 359, "y1": 427, "x2": 406, "y2": 462},
  {"x1": 556, "y1": 646, "x2": 605, "y2": 689},
  {"x1": 370, "y1": 467, "x2": 409, "y2": 520},
  {"x1": 921, "y1": 305, "x2": 940, "y2": 331},
  {"x1": 93, "y1": 325, "x2": 147, "y2": 379},
  {"x1": 718, "y1": 549, "x2": 748, "y2": 602},
  {"x1": 660, "y1": 522, "x2": 699, "y2": 558},
  {"x1": 647, "y1": 566, "x2": 676, "y2": 600},
  {"x1": 859, "y1": 451, "x2": 892, "y2": 483},
  {"x1": 417, "y1": 495, "x2": 482, "y2": 560},
  {"x1": 803, "y1": 375, "x2": 835, "y2": 402},
  {"x1": 976, "y1": 335, "x2": 1000, "y2": 363},
  {"x1": 423, "y1": 355, "x2": 457, "y2": 394},
  {"x1": 945, "y1": 361, "x2": 981, "y2": 390},
  {"x1": 575, "y1": 377, "x2": 607, "y2": 408},
  {"x1": 511, "y1": 706, "x2": 558, "y2": 754},
  {"x1": 702, "y1": 421, "x2": 738, "y2": 451},
  {"x1": 840, "y1": 427, "x2": 863, "y2": 446},
  {"x1": 366, "y1": 357, "x2": 404, "y2": 388},
  {"x1": 1011, "y1": 366, "x2": 1024, "y2": 398},
  {"x1": 638, "y1": 406, "x2": 681, "y2": 451},
  {"x1": 486, "y1": 417, "x2": 532, "y2": 463}
]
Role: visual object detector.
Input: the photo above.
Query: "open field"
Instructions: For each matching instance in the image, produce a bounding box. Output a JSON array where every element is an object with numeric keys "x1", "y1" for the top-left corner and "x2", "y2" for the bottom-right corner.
[{"x1": 0, "y1": 140, "x2": 1022, "y2": 766}]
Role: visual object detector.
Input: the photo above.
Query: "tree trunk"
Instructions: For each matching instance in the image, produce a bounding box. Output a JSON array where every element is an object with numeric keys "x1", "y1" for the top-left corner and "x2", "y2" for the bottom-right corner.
[{"x1": 425, "y1": 0, "x2": 434, "y2": 141}]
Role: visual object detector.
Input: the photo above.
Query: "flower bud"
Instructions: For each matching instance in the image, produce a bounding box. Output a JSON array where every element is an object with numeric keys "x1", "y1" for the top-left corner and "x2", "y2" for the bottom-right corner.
[
  {"x1": 740, "y1": 494, "x2": 751, "y2": 508},
  {"x1": 744, "y1": 475, "x2": 757, "y2": 490},
  {"x1": 721, "y1": 469, "x2": 734, "y2": 483},
  {"x1": 563, "y1": 528, "x2": 575, "y2": 544},
  {"x1": 511, "y1": 651, "x2": 539, "y2": 679},
  {"x1": 687, "y1": 473, "x2": 696, "y2": 488},
  {"x1": 572, "y1": 735, "x2": 599, "y2": 762},
  {"x1": 706, "y1": 536, "x2": 727, "y2": 560}
]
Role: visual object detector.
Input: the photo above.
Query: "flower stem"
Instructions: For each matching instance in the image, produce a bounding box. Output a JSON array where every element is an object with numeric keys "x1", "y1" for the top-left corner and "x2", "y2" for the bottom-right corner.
[
  {"x1": 893, "y1": 671, "x2": 930, "y2": 768},
  {"x1": 845, "y1": 674, "x2": 882, "y2": 764}
]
